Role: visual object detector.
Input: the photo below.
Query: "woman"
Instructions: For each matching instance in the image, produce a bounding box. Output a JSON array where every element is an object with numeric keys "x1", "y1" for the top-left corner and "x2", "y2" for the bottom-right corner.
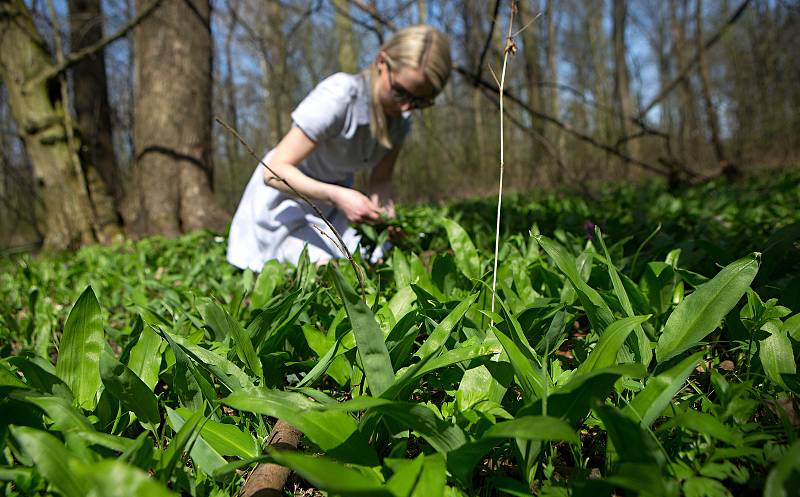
[{"x1": 227, "y1": 25, "x2": 451, "y2": 271}]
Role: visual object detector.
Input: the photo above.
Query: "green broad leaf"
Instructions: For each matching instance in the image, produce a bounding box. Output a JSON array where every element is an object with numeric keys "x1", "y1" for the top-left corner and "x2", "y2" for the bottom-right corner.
[
  {"x1": 166, "y1": 332, "x2": 253, "y2": 390},
  {"x1": 127, "y1": 326, "x2": 164, "y2": 391},
  {"x1": 201, "y1": 302, "x2": 263, "y2": 381},
  {"x1": 251, "y1": 260, "x2": 283, "y2": 309},
  {"x1": 683, "y1": 477, "x2": 733, "y2": 497},
  {"x1": 442, "y1": 218, "x2": 481, "y2": 280},
  {"x1": 316, "y1": 397, "x2": 467, "y2": 454},
  {"x1": 7, "y1": 356, "x2": 71, "y2": 399},
  {"x1": 386, "y1": 454, "x2": 424, "y2": 497},
  {"x1": 158, "y1": 406, "x2": 206, "y2": 481},
  {"x1": 166, "y1": 407, "x2": 227, "y2": 476},
  {"x1": 269, "y1": 450, "x2": 392, "y2": 496},
  {"x1": 412, "y1": 453, "x2": 446, "y2": 497},
  {"x1": 519, "y1": 364, "x2": 647, "y2": 426},
  {"x1": 298, "y1": 333, "x2": 345, "y2": 388},
  {"x1": 764, "y1": 439, "x2": 800, "y2": 497},
  {"x1": 623, "y1": 351, "x2": 704, "y2": 427},
  {"x1": 534, "y1": 235, "x2": 615, "y2": 334},
  {"x1": 655, "y1": 253, "x2": 759, "y2": 362},
  {"x1": 73, "y1": 460, "x2": 176, "y2": 497},
  {"x1": 330, "y1": 267, "x2": 394, "y2": 397},
  {"x1": 175, "y1": 407, "x2": 258, "y2": 458},
  {"x1": 100, "y1": 350, "x2": 160, "y2": 425},
  {"x1": 641, "y1": 262, "x2": 677, "y2": 316},
  {"x1": 56, "y1": 286, "x2": 104, "y2": 410},
  {"x1": 70, "y1": 430, "x2": 136, "y2": 453},
  {"x1": 9, "y1": 425, "x2": 89, "y2": 497},
  {"x1": 392, "y1": 249, "x2": 413, "y2": 288},
  {"x1": 759, "y1": 331, "x2": 796, "y2": 388},
  {"x1": 446, "y1": 416, "x2": 577, "y2": 485},
  {"x1": 596, "y1": 229, "x2": 653, "y2": 365},
  {"x1": 415, "y1": 294, "x2": 478, "y2": 358},
  {"x1": 13, "y1": 392, "x2": 94, "y2": 432},
  {"x1": 485, "y1": 416, "x2": 579, "y2": 444},
  {"x1": 222, "y1": 387, "x2": 377, "y2": 466},
  {"x1": 494, "y1": 328, "x2": 546, "y2": 401},
  {"x1": 575, "y1": 315, "x2": 651, "y2": 376},
  {"x1": 783, "y1": 313, "x2": 800, "y2": 341},
  {"x1": 595, "y1": 406, "x2": 664, "y2": 467},
  {"x1": 413, "y1": 344, "x2": 498, "y2": 380},
  {"x1": 605, "y1": 462, "x2": 668, "y2": 497},
  {"x1": 159, "y1": 330, "x2": 211, "y2": 411},
  {"x1": 0, "y1": 363, "x2": 28, "y2": 389},
  {"x1": 671, "y1": 410, "x2": 738, "y2": 444}
]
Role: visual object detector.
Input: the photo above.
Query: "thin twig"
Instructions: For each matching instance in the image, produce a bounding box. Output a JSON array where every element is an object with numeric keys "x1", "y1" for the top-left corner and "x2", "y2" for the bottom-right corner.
[
  {"x1": 491, "y1": 1, "x2": 519, "y2": 317},
  {"x1": 215, "y1": 118, "x2": 366, "y2": 298}
]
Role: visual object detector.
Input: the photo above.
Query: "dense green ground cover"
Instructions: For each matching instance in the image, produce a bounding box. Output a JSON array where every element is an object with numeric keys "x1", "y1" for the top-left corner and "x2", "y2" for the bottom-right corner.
[{"x1": 1, "y1": 171, "x2": 799, "y2": 497}]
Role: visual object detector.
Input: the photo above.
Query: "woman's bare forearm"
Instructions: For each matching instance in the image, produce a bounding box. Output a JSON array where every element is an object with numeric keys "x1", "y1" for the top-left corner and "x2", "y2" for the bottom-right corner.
[{"x1": 263, "y1": 161, "x2": 344, "y2": 205}]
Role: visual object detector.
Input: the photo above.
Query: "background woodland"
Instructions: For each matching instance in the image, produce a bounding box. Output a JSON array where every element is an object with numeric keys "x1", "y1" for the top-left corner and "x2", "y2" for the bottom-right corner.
[{"x1": 1, "y1": 0, "x2": 798, "y2": 252}]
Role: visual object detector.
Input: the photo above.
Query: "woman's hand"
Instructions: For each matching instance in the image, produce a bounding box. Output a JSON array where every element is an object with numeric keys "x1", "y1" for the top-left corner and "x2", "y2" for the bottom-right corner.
[{"x1": 331, "y1": 187, "x2": 384, "y2": 224}]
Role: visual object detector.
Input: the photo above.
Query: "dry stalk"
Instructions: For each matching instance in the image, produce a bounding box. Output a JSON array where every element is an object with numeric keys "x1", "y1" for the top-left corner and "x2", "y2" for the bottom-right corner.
[
  {"x1": 491, "y1": 1, "x2": 520, "y2": 316},
  {"x1": 215, "y1": 117, "x2": 366, "y2": 298}
]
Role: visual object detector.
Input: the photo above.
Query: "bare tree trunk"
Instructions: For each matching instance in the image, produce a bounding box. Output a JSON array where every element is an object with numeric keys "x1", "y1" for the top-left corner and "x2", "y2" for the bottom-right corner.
[
  {"x1": 695, "y1": 0, "x2": 736, "y2": 178},
  {"x1": 0, "y1": 0, "x2": 101, "y2": 250},
  {"x1": 263, "y1": 0, "x2": 287, "y2": 146},
  {"x1": 545, "y1": 0, "x2": 565, "y2": 179},
  {"x1": 68, "y1": 0, "x2": 123, "y2": 242},
  {"x1": 417, "y1": 0, "x2": 426, "y2": 24},
  {"x1": 670, "y1": 0, "x2": 701, "y2": 161},
  {"x1": 612, "y1": 0, "x2": 638, "y2": 168},
  {"x1": 334, "y1": 0, "x2": 358, "y2": 73},
  {"x1": 123, "y1": 0, "x2": 228, "y2": 237}
]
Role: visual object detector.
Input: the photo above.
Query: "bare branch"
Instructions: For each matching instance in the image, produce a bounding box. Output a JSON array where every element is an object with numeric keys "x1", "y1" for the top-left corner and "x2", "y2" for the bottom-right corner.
[
  {"x1": 26, "y1": 0, "x2": 165, "y2": 90},
  {"x1": 637, "y1": 0, "x2": 751, "y2": 120}
]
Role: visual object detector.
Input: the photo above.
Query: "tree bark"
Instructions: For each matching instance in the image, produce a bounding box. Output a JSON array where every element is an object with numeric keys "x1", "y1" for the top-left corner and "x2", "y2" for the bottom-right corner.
[
  {"x1": 695, "y1": 0, "x2": 736, "y2": 179},
  {"x1": 545, "y1": 0, "x2": 565, "y2": 178},
  {"x1": 68, "y1": 0, "x2": 123, "y2": 242},
  {"x1": 0, "y1": 0, "x2": 100, "y2": 250},
  {"x1": 334, "y1": 0, "x2": 358, "y2": 73},
  {"x1": 123, "y1": 0, "x2": 228, "y2": 237},
  {"x1": 612, "y1": 0, "x2": 639, "y2": 165}
]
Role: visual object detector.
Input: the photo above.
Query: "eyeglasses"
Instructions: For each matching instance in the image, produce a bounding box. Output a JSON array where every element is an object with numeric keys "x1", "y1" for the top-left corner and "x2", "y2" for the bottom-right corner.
[{"x1": 386, "y1": 67, "x2": 436, "y2": 109}]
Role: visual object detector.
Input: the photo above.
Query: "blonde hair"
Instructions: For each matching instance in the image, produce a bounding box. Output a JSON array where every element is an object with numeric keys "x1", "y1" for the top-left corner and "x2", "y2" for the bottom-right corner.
[{"x1": 364, "y1": 25, "x2": 452, "y2": 149}]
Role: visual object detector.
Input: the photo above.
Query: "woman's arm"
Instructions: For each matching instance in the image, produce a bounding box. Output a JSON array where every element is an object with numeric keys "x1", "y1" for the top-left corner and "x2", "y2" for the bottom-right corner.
[
  {"x1": 264, "y1": 127, "x2": 384, "y2": 224},
  {"x1": 367, "y1": 146, "x2": 400, "y2": 219}
]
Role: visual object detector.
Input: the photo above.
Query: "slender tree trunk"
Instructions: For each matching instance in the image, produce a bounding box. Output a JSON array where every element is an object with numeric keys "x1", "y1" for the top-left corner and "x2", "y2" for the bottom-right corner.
[
  {"x1": 417, "y1": 0, "x2": 426, "y2": 23},
  {"x1": 694, "y1": 0, "x2": 735, "y2": 178},
  {"x1": 334, "y1": 0, "x2": 358, "y2": 73},
  {"x1": 263, "y1": 0, "x2": 287, "y2": 146},
  {"x1": 671, "y1": 0, "x2": 701, "y2": 161},
  {"x1": 0, "y1": 0, "x2": 102, "y2": 250},
  {"x1": 123, "y1": 0, "x2": 228, "y2": 237},
  {"x1": 612, "y1": 0, "x2": 638, "y2": 168},
  {"x1": 545, "y1": 0, "x2": 565, "y2": 180},
  {"x1": 68, "y1": 0, "x2": 123, "y2": 242}
]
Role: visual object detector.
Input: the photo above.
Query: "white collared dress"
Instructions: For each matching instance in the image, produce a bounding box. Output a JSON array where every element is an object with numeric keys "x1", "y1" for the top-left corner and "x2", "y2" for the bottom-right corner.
[{"x1": 226, "y1": 72, "x2": 411, "y2": 271}]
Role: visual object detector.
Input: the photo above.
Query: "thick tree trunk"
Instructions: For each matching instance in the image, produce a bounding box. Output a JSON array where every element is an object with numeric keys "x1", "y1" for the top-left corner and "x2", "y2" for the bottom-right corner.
[
  {"x1": 0, "y1": 0, "x2": 100, "y2": 250},
  {"x1": 68, "y1": 0, "x2": 123, "y2": 243},
  {"x1": 123, "y1": 0, "x2": 228, "y2": 237}
]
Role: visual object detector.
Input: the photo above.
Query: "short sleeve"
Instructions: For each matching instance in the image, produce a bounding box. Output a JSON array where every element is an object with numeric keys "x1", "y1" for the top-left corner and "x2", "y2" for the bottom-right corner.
[{"x1": 291, "y1": 73, "x2": 357, "y2": 143}]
